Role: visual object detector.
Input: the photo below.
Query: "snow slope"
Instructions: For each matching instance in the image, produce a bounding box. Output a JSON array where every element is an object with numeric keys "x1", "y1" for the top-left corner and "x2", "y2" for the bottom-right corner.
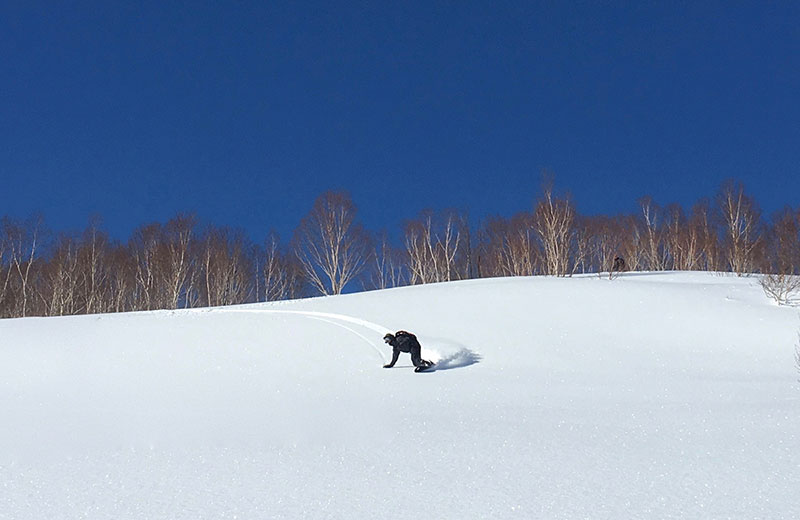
[{"x1": 1, "y1": 272, "x2": 798, "y2": 519}]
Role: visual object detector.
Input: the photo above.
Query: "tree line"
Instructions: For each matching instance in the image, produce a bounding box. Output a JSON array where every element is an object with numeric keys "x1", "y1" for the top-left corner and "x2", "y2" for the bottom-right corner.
[{"x1": 1, "y1": 180, "x2": 799, "y2": 318}]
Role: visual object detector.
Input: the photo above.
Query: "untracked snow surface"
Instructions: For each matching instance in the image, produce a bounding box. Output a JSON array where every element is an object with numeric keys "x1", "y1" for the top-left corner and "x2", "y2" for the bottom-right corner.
[{"x1": 1, "y1": 272, "x2": 798, "y2": 519}]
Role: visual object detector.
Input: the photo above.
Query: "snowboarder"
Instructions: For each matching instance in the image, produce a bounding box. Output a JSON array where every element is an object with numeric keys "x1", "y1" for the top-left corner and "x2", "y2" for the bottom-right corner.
[{"x1": 383, "y1": 330, "x2": 434, "y2": 372}]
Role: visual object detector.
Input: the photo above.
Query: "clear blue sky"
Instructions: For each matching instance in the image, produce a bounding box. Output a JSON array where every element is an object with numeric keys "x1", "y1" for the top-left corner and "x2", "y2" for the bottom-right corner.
[{"x1": 2, "y1": 1, "x2": 798, "y2": 241}]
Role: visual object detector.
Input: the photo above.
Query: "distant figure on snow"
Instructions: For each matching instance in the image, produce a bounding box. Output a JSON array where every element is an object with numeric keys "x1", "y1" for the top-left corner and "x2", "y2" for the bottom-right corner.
[
  {"x1": 383, "y1": 331, "x2": 434, "y2": 372},
  {"x1": 610, "y1": 256, "x2": 626, "y2": 279}
]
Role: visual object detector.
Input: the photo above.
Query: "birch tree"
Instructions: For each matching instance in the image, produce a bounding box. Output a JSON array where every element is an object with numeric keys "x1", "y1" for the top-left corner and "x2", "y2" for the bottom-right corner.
[
  {"x1": 201, "y1": 227, "x2": 254, "y2": 306},
  {"x1": 664, "y1": 204, "x2": 703, "y2": 271},
  {"x1": 0, "y1": 224, "x2": 13, "y2": 317},
  {"x1": 481, "y1": 214, "x2": 537, "y2": 277},
  {"x1": 38, "y1": 235, "x2": 77, "y2": 316},
  {"x1": 404, "y1": 210, "x2": 467, "y2": 284},
  {"x1": 129, "y1": 223, "x2": 161, "y2": 310},
  {"x1": 76, "y1": 221, "x2": 113, "y2": 313},
  {"x1": 760, "y1": 208, "x2": 800, "y2": 304},
  {"x1": 162, "y1": 215, "x2": 196, "y2": 309},
  {"x1": 639, "y1": 197, "x2": 667, "y2": 270},
  {"x1": 718, "y1": 182, "x2": 762, "y2": 275},
  {"x1": 369, "y1": 232, "x2": 407, "y2": 290},
  {"x1": 532, "y1": 183, "x2": 575, "y2": 276},
  {"x1": 3, "y1": 216, "x2": 42, "y2": 317},
  {"x1": 262, "y1": 232, "x2": 301, "y2": 301},
  {"x1": 294, "y1": 192, "x2": 369, "y2": 295}
]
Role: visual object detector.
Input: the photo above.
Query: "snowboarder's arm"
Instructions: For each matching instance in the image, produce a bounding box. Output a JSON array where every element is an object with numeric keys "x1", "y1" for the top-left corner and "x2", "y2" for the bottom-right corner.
[{"x1": 383, "y1": 348, "x2": 400, "y2": 368}]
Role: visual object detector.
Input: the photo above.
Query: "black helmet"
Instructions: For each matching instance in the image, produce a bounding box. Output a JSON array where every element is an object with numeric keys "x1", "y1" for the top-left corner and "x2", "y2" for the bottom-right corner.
[{"x1": 383, "y1": 333, "x2": 394, "y2": 343}]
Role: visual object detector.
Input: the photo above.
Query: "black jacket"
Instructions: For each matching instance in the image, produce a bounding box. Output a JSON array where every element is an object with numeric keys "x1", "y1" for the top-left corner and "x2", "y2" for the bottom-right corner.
[
  {"x1": 383, "y1": 330, "x2": 431, "y2": 369},
  {"x1": 385, "y1": 330, "x2": 420, "y2": 354}
]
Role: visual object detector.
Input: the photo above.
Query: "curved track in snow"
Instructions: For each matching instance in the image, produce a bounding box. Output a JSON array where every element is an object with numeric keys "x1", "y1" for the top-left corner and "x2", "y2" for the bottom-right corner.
[{"x1": 207, "y1": 308, "x2": 393, "y2": 361}]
